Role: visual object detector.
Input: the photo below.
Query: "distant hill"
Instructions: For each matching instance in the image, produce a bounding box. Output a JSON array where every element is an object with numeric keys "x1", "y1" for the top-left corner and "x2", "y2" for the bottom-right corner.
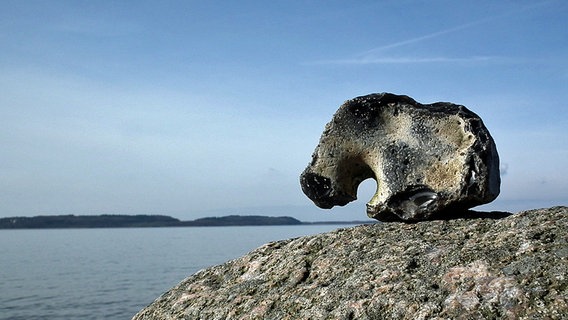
[
  {"x1": 181, "y1": 215, "x2": 302, "y2": 226},
  {"x1": 0, "y1": 214, "x2": 304, "y2": 229},
  {"x1": 0, "y1": 214, "x2": 180, "y2": 229}
]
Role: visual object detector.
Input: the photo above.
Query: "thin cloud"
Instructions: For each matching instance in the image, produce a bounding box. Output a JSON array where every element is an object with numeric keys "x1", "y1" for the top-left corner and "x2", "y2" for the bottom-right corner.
[
  {"x1": 310, "y1": 1, "x2": 554, "y2": 66},
  {"x1": 361, "y1": 21, "x2": 483, "y2": 56},
  {"x1": 312, "y1": 56, "x2": 501, "y2": 65},
  {"x1": 53, "y1": 16, "x2": 142, "y2": 37},
  {"x1": 309, "y1": 19, "x2": 489, "y2": 66}
]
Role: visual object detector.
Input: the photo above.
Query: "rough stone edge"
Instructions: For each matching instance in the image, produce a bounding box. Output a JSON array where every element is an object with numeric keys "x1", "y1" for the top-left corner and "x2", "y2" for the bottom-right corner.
[{"x1": 132, "y1": 206, "x2": 567, "y2": 319}]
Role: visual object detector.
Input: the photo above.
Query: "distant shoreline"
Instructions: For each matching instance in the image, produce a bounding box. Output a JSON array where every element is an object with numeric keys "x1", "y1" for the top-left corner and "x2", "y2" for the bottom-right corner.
[{"x1": 0, "y1": 214, "x2": 375, "y2": 229}]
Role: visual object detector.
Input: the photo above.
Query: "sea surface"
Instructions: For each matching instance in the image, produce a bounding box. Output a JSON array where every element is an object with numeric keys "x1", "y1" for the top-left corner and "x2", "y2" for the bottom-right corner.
[{"x1": 0, "y1": 224, "x2": 352, "y2": 320}]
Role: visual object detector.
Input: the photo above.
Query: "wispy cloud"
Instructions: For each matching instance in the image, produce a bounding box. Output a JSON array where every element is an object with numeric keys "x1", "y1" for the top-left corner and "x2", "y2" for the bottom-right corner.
[
  {"x1": 310, "y1": 1, "x2": 555, "y2": 66},
  {"x1": 360, "y1": 21, "x2": 483, "y2": 57},
  {"x1": 308, "y1": 17, "x2": 489, "y2": 66},
  {"x1": 311, "y1": 56, "x2": 503, "y2": 65},
  {"x1": 359, "y1": 0, "x2": 552, "y2": 56},
  {"x1": 53, "y1": 16, "x2": 143, "y2": 37}
]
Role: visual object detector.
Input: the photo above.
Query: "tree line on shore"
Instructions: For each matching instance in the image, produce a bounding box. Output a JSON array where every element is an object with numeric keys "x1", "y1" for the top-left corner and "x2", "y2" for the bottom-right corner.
[{"x1": 0, "y1": 214, "x2": 304, "y2": 229}]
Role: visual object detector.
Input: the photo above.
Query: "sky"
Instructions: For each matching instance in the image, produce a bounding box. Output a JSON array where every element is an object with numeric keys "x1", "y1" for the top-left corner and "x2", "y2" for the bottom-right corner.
[{"x1": 1, "y1": 0, "x2": 567, "y2": 222}]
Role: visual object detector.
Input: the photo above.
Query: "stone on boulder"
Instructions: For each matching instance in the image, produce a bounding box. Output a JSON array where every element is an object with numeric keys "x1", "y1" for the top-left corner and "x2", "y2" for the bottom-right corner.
[
  {"x1": 300, "y1": 93, "x2": 500, "y2": 222},
  {"x1": 132, "y1": 207, "x2": 567, "y2": 319}
]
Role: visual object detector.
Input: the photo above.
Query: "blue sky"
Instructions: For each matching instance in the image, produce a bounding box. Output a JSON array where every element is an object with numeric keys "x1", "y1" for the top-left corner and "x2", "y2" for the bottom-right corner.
[{"x1": 1, "y1": 0, "x2": 566, "y2": 221}]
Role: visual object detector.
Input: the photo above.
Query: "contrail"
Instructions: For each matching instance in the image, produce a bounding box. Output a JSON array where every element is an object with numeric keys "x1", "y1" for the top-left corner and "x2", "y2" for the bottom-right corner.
[
  {"x1": 308, "y1": 1, "x2": 557, "y2": 66},
  {"x1": 359, "y1": 1, "x2": 554, "y2": 56},
  {"x1": 360, "y1": 21, "x2": 481, "y2": 56},
  {"x1": 311, "y1": 56, "x2": 499, "y2": 65}
]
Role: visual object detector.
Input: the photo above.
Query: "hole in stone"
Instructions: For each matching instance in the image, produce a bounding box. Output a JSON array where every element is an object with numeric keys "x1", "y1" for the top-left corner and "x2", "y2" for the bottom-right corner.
[
  {"x1": 469, "y1": 170, "x2": 477, "y2": 186},
  {"x1": 357, "y1": 178, "x2": 378, "y2": 205}
]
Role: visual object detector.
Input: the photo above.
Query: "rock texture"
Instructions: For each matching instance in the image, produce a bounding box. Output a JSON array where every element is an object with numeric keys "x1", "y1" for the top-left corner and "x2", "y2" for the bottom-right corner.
[
  {"x1": 300, "y1": 93, "x2": 500, "y2": 222},
  {"x1": 133, "y1": 207, "x2": 567, "y2": 320}
]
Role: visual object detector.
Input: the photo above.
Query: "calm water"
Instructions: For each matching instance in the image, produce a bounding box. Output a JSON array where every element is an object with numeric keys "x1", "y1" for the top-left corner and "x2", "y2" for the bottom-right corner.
[{"x1": 0, "y1": 225, "x2": 351, "y2": 320}]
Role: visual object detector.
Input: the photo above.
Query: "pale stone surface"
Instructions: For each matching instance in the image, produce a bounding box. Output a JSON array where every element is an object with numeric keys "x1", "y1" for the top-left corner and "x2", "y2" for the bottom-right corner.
[
  {"x1": 300, "y1": 93, "x2": 501, "y2": 222},
  {"x1": 132, "y1": 207, "x2": 567, "y2": 319}
]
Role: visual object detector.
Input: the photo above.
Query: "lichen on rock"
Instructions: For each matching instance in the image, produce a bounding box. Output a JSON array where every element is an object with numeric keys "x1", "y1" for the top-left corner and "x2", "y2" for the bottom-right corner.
[
  {"x1": 132, "y1": 207, "x2": 567, "y2": 319},
  {"x1": 300, "y1": 93, "x2": 501, "y2": 222}
]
